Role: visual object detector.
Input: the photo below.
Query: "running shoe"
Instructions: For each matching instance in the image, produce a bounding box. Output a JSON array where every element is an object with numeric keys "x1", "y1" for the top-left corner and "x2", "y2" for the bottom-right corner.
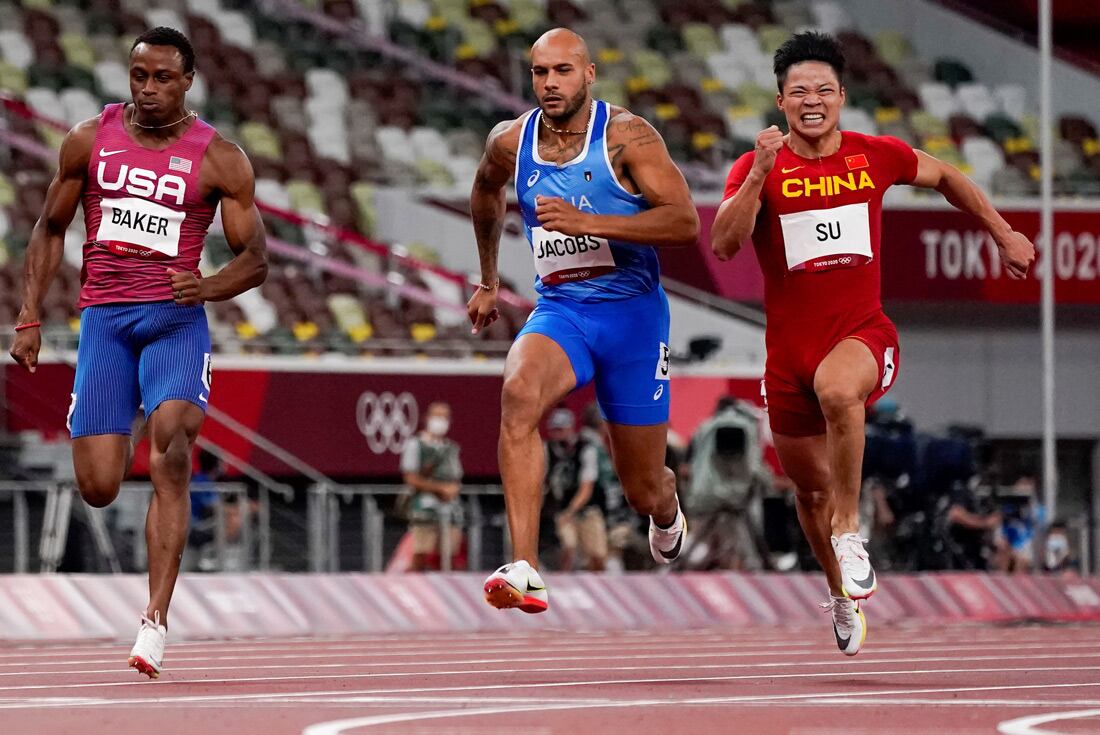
[
  {"x1": 822, "y1": 594, "x2": 866, "y2": 656},
  {"x1": 128, "y1": 612, "x2": 166, "y2": 679},
  {"x1": 649, "y1": 502, "x2": 687, "y2": 565},
  {"x1": 483, "y1": 560, "x2": 548, "y2": 613},
  {"x1": 832, "y1": 532, "x2": 877, "y2": 599}
]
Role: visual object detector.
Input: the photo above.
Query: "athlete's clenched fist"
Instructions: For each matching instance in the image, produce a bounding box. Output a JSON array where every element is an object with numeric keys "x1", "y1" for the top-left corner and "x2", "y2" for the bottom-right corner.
[{"x1": 751, "y1": 125, "x2": 785, "y2": 176}]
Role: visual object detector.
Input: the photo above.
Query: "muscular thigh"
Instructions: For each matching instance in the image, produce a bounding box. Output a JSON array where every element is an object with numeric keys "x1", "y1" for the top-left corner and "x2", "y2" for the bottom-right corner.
[
  {"x1": 590, "y1": 288, "x2": 670, "y2": 426},
  {"x1": 69, "y1": 304, "x2": 141, "y2": 439},
  {"x1": 136, "y1": 303, "x2": 212, "y2": 419}
]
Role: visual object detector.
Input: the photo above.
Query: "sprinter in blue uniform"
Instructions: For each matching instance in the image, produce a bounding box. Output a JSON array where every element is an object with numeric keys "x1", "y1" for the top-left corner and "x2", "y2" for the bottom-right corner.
[{"x1": 470, "y1": 29, "x2": 699, "y2": 613}]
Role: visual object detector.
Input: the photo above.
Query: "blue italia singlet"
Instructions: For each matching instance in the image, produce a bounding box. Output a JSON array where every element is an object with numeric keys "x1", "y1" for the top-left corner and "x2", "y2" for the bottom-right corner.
[
  {"x1": 513, "y1": 100, "x2": 672, "y2": 425},
  {"x1": 515, "y1": 99, "x2": 661, "y2": 303}
]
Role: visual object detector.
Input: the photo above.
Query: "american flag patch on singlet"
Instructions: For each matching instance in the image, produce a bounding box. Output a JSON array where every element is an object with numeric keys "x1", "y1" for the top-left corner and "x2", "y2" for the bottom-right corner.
[{"x1": 168, "y1": 156, "x2": 192, "y2": 173}]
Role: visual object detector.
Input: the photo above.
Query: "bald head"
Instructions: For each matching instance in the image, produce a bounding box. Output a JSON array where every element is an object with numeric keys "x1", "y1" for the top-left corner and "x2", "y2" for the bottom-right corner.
[
  {"x1": 530, "y1": 28, "x2": 594, "y2": 123},
  {"x1": 531, "y1": 28, "x2": 591, "y2": 67}
]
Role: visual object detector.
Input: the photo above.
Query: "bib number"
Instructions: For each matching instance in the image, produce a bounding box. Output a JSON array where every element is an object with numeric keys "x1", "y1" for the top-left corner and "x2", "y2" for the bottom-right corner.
[
  {"x1": 531, "y1": 226, "x2": 615, "y2": 284},
  {"x1": 95, "y1": 196, "x2": 185, "y2": 260},
  {"x1": 779, "y1": 202, "x2": 872, "y2": 272}
]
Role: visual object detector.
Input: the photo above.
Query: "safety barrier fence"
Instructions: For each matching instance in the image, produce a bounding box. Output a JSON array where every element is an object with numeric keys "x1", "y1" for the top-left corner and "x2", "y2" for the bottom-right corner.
[{"x1": 1, "y1": 570, "x2": 1099, "y2": 642}]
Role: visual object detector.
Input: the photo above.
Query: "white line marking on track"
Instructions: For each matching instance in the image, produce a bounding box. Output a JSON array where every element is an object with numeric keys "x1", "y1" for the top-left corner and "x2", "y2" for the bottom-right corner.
[
  {"x1": 7, "y1": 639, "x2": 1100, "y2": 670},
  {"x1": 997, "y1": 708, "x2": 1100, "y2": 734},
  {"x1": 11, "y1": 651, "x2": 1100, "y2": 679},
  {"x1": 4, "y1": 679, "x2": 1100, "y2": 711},
  {"x1": 1, "y1": 664, "x2": 1098, "y2": 695},
  {"x1": 301, "y1": 685, "x2": 1100, "y2": 734}
]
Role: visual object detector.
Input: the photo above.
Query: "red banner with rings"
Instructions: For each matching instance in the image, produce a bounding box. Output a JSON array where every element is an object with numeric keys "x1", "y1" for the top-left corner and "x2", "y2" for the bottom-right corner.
[{"x1": 4, "y1": 362, "x2": 762, "y2": 478}]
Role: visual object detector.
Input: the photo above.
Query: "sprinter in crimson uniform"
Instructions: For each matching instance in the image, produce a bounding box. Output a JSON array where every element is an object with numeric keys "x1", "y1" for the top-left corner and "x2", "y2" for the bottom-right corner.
[
  {"x1": 712, "y1": 32, "x2": 1033, "y2": 656},
  {"x1": 9, "y1": 27, "x2": 267, "y2": 677}
]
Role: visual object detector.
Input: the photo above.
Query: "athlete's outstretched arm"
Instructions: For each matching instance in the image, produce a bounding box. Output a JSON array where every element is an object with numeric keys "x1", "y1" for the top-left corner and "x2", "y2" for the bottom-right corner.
[
  {"x1": 171, "y1": 139, "x2": 268, "y2": 304},
  {"x1": 467, "y1": 119, "x2": 518, "y2": 334},
  {"x1": 910, "y1": 150, "x2": 1035, "y2": 279},
  {"x1": 9, "y1": 119, "x2": 96, "y2": 372},
  {"x1": 535, "y1": 113, "x2": 699, "y2": 247}
]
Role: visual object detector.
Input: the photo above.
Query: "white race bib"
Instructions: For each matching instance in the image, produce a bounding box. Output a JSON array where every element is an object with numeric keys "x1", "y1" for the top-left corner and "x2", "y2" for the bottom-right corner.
[
  {"x1": 96, "y1": 196, "x2": 185, "y2": 259},
  {"x1": 778, "y1": 201, "x2": 872, "y2": 272},
  {"x1": 531, "y1": 226, "x2": 615, "y2": 284}
]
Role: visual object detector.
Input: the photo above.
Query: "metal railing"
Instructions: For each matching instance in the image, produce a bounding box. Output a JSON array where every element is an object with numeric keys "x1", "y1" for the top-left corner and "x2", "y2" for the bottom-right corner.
[
  {"x1": 0, "y1": 480, "x2": 263, "y2": 573},
  {"x1": 308, "y1": 483, "x2": 504, "y2": 572}
]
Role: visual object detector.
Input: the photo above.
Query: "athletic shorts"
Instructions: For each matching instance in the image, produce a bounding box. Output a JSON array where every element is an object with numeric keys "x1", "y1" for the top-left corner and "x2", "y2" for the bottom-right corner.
[
  {"x1": 516, "y1": 286, "x2": 671, "y2": 425},
  {"x1": 68, "y1": 301, "x2": 211, "y2": 438},
  {"x1": 762, "y1": 313, "x2": 899, "y2": 438}
]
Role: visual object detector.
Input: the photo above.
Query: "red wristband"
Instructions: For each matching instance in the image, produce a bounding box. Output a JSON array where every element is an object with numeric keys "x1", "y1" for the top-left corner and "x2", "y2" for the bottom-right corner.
[{"x1": 14, "y1": 322, "x2": 41, "y2": 332}]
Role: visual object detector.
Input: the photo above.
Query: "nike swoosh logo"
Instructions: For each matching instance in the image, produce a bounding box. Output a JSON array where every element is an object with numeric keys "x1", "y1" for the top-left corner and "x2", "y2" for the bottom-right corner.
[
  {"x1": 658, "y1": 520, "x2": 686, "y2": 560},
  {"x1": 781, "y1": 166, "x2": 803, "y2": 173},
  {"x1": 834, "y1": 625, "x2": 851, "y2": 650},
  {"x1": 850, "y1": 568, "x2": 876, "y2": 589},
  {"x1": 100, "y1": 148, "x2": 127, "y2": 157}
]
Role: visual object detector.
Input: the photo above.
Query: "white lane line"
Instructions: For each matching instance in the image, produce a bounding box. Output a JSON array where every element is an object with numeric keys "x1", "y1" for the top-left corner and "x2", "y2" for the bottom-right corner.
[
  {"x1": 998, "y1": 708, "x2": 1100, "y2": 734},
  {"x1": 806, "y1": 698, "x2": 1100, "y2": 708},
  {"x1": 7, "y1": 637, "x2": 1098, "y2": 669},
  {"x1": 10, "y1": 642, "x2": 1100, "y2": 677},
  {"x1": 301, "y1": 684, "x2": 1100, "y2": 734},
  {"x1": 1, "y1": 664, "x2": 1098, "y2": 694},
  {"x1": 3, "y1": 679, "x2": 1099, "y2": 711},
  {"x1": 0, "y1": 625, "x2": 1087, "y2": 658},
  {"x1": 11, "y1": 651, "x2": 1100, "y2": 679}
]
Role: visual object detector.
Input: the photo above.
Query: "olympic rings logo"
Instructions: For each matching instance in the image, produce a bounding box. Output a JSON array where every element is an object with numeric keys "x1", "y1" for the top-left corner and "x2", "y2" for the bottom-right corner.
[
  {"x1": 838, "y1": 256, "x2": 852, "y2": 264},
  {"x1": 355, "y1": 391, "x2": 419, "y2": 454}
]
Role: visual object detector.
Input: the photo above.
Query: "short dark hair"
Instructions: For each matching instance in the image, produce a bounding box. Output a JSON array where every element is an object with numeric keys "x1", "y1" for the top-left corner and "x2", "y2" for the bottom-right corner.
[
  {"x1": 131, "y1": 27, "x2": 195, "y2": 74},
  {"x1": 773, "y1": 31, "x2": 845, "y2": 92}
]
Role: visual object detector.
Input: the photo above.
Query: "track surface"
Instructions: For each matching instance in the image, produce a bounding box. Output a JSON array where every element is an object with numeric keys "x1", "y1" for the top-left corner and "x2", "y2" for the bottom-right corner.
[{"x1": 1, "y1": 623, "x2": 1099, "y2": 734}]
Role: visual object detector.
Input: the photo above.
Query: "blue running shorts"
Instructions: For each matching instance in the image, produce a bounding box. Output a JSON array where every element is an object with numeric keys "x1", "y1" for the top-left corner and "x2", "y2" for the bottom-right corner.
[
  {"x1": 516, "y1": 286, "x2": 671, "y2": 425},
  {"x1": 68, "y1": 301, "x2": 211, "y2": 438}
]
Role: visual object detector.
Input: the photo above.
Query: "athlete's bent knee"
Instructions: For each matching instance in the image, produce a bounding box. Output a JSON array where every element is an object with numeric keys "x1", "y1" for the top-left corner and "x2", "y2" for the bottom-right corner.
[
  {"x1": 500, "y1": 374, "x2": 540, "y2": 437},
  {"x1": 77, "y1": 472, "x2": 121, "y2": 508},
  {"x1": 816, "y1": 384, "x2": 865, "y2": 423}
]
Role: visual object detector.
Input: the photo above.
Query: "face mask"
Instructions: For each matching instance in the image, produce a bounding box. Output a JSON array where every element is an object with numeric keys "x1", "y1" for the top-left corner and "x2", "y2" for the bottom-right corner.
[
  {"x1": 427, "y1": 417, "x2": 450, "y2": 437},
  {"x1": 1046, "y1": 534, "x2": 1069, "y2": 567}
]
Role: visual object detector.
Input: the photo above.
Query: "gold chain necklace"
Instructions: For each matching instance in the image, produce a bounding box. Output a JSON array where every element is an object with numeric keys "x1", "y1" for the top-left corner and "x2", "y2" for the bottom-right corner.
[
  {"x1": 130, "y1": 106, "x2": 196, "y2": 130},
  {"x1": 540, "y1": 100, "x2": 593, "y2": 135}
]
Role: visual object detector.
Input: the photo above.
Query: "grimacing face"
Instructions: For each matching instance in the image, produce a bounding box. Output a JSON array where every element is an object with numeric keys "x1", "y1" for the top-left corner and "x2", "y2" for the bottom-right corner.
[
  {"x1": 778, "y1": 61, "x2": 845, "y2": 141},
  {"x1": 530, "y1": 43, "x2": 594, "y2": 122},
  {"x1": 129, "y1": 43, "x2": 193, "y2": 121}
]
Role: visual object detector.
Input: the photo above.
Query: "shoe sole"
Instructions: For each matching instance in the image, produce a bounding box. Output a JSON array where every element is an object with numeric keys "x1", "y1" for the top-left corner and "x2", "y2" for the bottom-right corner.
[
  {"x1": 128, "y1": 655, "x2": 160, "y2": 679},
  {"x1": 483, "y1": 578, "x2": 547, "y2": 614}
]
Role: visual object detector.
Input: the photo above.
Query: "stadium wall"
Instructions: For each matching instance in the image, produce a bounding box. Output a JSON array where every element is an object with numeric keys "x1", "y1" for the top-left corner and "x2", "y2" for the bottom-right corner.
[{"x1": 1, "y1": 572, "x2": 1099, "y2": 643}]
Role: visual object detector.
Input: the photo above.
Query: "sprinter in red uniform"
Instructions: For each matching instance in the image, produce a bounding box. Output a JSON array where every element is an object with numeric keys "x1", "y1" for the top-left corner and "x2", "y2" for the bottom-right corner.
[
  {"x1": 9, "y1": 27, "x2": 267, "y2": 677},
  {"x1": 712, "y1": 32, "x2": 1034, "y2": 655}
]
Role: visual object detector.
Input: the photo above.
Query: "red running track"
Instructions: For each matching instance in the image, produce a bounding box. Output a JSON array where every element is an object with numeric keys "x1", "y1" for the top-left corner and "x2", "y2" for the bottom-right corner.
[{"x1": 1, "y1": 623, "x2": 1100, "y2": 734}]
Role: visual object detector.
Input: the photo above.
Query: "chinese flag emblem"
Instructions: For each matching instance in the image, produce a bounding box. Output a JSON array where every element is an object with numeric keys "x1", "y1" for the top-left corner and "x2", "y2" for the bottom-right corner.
[{"x1": 845, "y1": 154, "x2": 869, "y2": 170}]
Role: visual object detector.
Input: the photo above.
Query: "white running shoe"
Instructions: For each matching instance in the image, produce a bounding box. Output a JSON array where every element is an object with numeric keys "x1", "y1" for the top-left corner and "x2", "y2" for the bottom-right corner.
[
  {"x1": 649, "y1": 502, "x2": 687, "y2": 565},
  {"x1": 128, "y1": 612, "x2": 166, "y2": 679},
  {"x1": 821, "y1": 594, "x2": 866, "y2": 656},
  {"x1": 832, "y1": 532, "x2": 877, "y2": 599},
  {"x1": 483, "y1": 560, "x2": 548, "y2": 614}
]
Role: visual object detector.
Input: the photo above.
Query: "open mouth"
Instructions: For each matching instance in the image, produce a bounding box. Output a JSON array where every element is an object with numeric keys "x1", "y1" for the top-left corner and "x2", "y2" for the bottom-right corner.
[{"x1": 801, "y1": 112, "x2": 825, "y2": 125}]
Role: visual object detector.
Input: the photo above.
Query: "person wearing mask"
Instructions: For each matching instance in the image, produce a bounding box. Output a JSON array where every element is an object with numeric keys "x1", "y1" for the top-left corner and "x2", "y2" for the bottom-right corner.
[
  {"x1": 545, "y1": 407, "x2": 608, "y2": 571},
  {"x1": 401, "y1": 402, "x2": 464, "y2": 571}
]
